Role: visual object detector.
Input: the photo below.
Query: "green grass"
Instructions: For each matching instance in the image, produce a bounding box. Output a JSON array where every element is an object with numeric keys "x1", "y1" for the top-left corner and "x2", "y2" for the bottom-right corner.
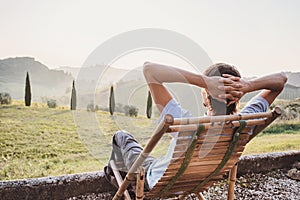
[
  {"x1": 0, "y1": 101, "x2": 299, "y2": 180},
  {"x1": 0, "y1": 101, "x2": 101, "y2": 180},
  {"x1": 243, "y1": 120, "x2": 300, "y2": 154},
  {"x1": 262, "y1": 121, "x2": 300, "y2": 134},
  {"x1": 244, "y1": 133, "x2": 300, "y2": 155}
]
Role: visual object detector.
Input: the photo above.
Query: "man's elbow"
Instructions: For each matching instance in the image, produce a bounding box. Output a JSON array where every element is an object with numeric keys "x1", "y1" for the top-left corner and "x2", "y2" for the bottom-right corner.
[
  {"x1": 143, "y1": 62, "x2": 155, "y2": 76},
  {"x1": 143, "y1": 62, "x2": 161, "y2": 83},
  {"x1": 278, "y1": 72, "x2": 288, "y2": 91},
  {"x1": 143, "y1": 61, "x2": 151, "y2": 71},
  {"x1": 280, "y1": 72, "x2": 287, "y2": 85},
  {"x1": 143, "y1": 62, "x2": 153, "y2": 80}
]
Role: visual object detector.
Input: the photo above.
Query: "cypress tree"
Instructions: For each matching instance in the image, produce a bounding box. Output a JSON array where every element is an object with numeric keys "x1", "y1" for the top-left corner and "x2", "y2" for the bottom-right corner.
[
  {"x1": 109, "y1": 85, "x2": 115, "y2": 115},
  {"x1": 70, "y1": 80, "x2": 77, "y2": 110},
  {"x1": 25, "y1": 71, "x2": 31, "y2": 106},
  {"x1": 146, "y1": 90, "x2": 152, "y2": 119}
]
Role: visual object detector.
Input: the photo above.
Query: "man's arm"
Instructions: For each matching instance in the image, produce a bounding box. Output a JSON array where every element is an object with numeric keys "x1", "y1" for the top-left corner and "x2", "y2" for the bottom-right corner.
[
  {"x1": 220, "y1": 73, "x2": 287, "y2": 105},
  {"x1": 143, "y1": 62, "x2": 240, "y2": 112},
  {"x1": 245, "y1": 73, "x2": 287, "y2": 105}
]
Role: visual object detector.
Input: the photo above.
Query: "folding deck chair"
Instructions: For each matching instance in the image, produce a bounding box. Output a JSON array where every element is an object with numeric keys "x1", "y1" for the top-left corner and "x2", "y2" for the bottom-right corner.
[{"x1": 110, "y1": 107, "x2": 281, "y2": 200}]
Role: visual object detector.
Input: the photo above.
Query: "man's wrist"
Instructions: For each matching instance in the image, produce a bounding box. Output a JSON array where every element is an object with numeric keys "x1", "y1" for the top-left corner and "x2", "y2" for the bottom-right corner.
[
  {"x1": 198, "y1": 74, "x2": 208, "y2": 89},
  {"x1": 243, "y1": 79, "x2": 252, "y2": 94}
]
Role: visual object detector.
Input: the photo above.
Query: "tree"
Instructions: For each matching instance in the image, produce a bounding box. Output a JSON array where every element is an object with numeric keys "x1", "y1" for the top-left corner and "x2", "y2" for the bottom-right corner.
[
  {"x1": 87, "y1": 102, "x2": 95, "y2": 112},
  {"x1": 47, "y1": 99, "x2": 57, "y2": 108},
  {"x1": 124, "y1": 105, "x2": 139, "y2": 117},
  {"x1": 70, "y1": 80, "x2": 77, "y2": 110},
  {"x1": 146, "y1": 90, "x2": 152, "y2": 119},
  {"x1": 25, "y1": 72, "x2": 31, "y2": 106},
  {"x1": 109, "y1": 85, "x2": 115, "y2": 115},
  {"x1": 0, "y1": 92, "x2": 12, "y2": 105}
]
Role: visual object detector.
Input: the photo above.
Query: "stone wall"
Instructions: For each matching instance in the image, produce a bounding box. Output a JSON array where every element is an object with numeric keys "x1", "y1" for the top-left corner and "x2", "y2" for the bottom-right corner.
[
  {"x1": 0, "y1": 150, "x2": 299, "y2": 200},
  {"x1": 0, "y1": 172, "x2": 114, "y2": 200}
]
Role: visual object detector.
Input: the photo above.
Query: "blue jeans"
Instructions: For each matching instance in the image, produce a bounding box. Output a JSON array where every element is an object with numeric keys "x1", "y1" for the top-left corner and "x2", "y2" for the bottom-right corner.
[{"x1": 108, "y1": 130, "x2": 154, "y2": 190}]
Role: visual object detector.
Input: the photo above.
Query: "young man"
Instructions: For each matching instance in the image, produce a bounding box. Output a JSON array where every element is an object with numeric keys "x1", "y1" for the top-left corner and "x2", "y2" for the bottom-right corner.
[{"x1": 104, "y1": 62, "x2": 287, "y2": 191}]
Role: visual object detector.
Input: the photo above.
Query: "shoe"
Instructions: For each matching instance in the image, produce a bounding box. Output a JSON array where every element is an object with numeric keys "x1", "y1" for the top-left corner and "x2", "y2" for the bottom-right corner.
[
  {"x1": 104, "y1": 165, "x2": 136, "y2": 199},
  {"x1": 104, "y1": 165, "x2": 119, "y2": 189}
]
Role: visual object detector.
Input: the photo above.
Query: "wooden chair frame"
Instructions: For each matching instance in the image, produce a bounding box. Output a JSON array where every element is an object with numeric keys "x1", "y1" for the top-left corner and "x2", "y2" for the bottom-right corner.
[{"x1": 110, "y1": 107, "x2": 281, "y2": 200}]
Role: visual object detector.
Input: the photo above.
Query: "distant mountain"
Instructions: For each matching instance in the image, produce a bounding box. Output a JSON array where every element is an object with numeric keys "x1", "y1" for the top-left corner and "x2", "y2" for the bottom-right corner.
[
  {"x1": 0, "y1": 57, "x2": 73, "y2": 100},
  {"x1": 285, "y1": 72, "x2": 300, "y2": 87},
  {"x1": 55, "y1": 65, "x2": 142, "y2": 83},
  {"x1": 55, "y1": 66, "x2": 80, "y2": 79}
]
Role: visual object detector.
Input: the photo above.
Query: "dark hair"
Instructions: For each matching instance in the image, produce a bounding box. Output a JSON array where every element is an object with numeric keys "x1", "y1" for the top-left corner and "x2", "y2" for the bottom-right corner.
[{"x1": 203, "y1": 63, "x2": 241, "y2": 115}]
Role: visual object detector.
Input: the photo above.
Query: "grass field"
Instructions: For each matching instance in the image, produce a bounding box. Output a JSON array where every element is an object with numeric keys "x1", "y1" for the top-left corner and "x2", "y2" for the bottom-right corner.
[{"x1": 0, "y1": 101, "x2": 299, "y2": 181}]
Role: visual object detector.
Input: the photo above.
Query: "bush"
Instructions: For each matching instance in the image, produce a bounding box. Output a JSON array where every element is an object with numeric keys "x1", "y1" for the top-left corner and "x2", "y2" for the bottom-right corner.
[
  {"x1": 263, "y1": 123, "x2": 300, "y2": 134},
  {"x1": 279, "y1": 104, "x2": 300, "y2": 120},
  {"x1": 47, "y1": 99, "x2": 57, "y2": 108},
  {"x1": 0, "y1": 93, "x2": 12, "y2": 105},
  {"x1": 124, "y1": 105, "x2": 139, "y2": 117},
  {"x1": 87, "y1": 102, "x2": 95, "y2": 112},
  {"x1": 129, "y1": 106, "x2": 138, "y2": 117}
]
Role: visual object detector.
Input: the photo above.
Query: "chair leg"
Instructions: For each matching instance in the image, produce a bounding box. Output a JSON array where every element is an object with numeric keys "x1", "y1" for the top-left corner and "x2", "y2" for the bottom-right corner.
[
  {"x1": 178, "y1": 192, "x2": 205, "y2": 200},
  {"x1": 228, "y1": 163, "x2": 237, "y2": 200},
  {"x1": 110, "y1": 160, "x2": 132, "y2": 200},
  {"x1": 196, "y1": 192, "x2": 206, "y2": 200},
  {"x1": 136, "y1": 167, "x2": 145, "y2": 200}
]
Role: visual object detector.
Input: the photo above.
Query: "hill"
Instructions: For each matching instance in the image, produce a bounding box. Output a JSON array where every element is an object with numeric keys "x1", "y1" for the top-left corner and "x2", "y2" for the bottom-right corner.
[
  {"x1": 0, "y1": 57, "x2": 73, "y2": 100},
  {"x1": 285, "y1": 72, "x2": 300, "y2": 87},
  {"x1": 56, "y1": 65, "x2": 135, "y2": 83}
]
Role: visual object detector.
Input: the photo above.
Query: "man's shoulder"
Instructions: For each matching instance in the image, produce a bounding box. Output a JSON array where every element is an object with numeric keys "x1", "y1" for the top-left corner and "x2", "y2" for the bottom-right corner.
[{"x1": 240, "y1": 95, "x2": 269, "y2": 114}]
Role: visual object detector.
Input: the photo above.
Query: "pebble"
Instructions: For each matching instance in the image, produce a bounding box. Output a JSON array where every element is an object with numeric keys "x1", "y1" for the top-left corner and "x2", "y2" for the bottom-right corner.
[{"x1": 68, "y1": 169, "x2": 300, "y2": 200}]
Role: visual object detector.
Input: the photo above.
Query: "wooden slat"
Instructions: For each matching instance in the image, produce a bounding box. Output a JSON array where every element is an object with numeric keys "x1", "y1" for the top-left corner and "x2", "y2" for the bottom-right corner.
[
  {"x1": 172, "y1": 145, "x2": 235, "y2": 159},
  {"x1": 175, "y1": 138, "x2": 192, "y2": 145},
  {"x1": 178, "y1": 125, "x2": 251, "y2": 134},
  {"x1": 171, "y1": 148, "x2": 244, "y2": 163},
  {"x1": 170, "y1": 146, "x2": 245, "y2": 165},
  {"x1": 165, "y1": 157, "x2": 241, "y2": 178},
  {"x1": 174, "y1": 144, "x2": 190, "y2": 152},
  {"x1": 157, "y1": 173, "x2": 223, "y2": 183},
  {"x1": 169, "y1": 119, "x2": 266, "y2": 133},
  {"x1": 195, "y1": 143, "x2": 246, "y2": 152},
  {"x1": 151, "y1": 174, "x2": 227, "y2": 196},
  {"x1": 165, "y1": 160, "x2": 220, "y2": 174},
  {"x1": 170, "y1": 154, "x2": 224, "y2": 164},
  {"x1": 172, "y1": 111, "x2": 272, "y2": 125},
  {"x1": 161, "y1": 180, "x2": 216, "y2": 195}
]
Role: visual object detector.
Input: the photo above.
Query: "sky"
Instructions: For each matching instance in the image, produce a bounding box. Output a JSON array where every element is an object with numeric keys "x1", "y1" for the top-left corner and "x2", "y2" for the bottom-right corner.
[{"x1": 0, "y1": 0, "x2": 299, "y2": 76}]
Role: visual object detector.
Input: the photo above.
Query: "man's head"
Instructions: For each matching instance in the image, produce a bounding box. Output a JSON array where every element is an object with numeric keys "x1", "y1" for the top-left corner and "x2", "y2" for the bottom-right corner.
[{"x1": 202, "y1": 63, "x2": 241, "y2": 116}]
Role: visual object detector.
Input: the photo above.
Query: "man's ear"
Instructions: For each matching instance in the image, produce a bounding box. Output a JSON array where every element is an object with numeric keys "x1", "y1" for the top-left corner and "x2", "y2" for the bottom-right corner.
[{"x1": 201, "y1": 90, "x2": 208, "y2": 107}]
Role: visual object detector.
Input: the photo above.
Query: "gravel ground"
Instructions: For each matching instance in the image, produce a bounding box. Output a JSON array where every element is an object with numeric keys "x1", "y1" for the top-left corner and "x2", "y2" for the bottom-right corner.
[{"x1": 68, "y1": 168, "x2": 300, "y2": 200}]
